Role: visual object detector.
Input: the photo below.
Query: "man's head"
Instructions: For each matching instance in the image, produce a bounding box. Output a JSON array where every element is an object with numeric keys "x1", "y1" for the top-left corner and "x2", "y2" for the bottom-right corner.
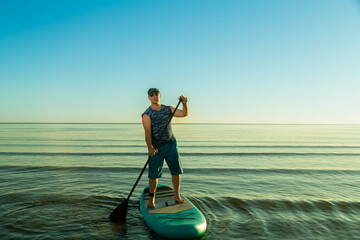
[
  {"x1": 147, "y1": 88, "x2": 160, "y2": 96},
  {"x1": 147, "y1": 88, "x2": 161, "y2": 104}
]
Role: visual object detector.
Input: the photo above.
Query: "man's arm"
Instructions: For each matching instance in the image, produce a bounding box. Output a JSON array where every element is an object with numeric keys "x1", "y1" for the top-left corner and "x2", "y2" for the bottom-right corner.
[
  {"x1": 170, "y1": 95, "x2": 188, "y2": 117},
  {"x1": 142, "y1": 114, "x2": 157, "y2": 156}
]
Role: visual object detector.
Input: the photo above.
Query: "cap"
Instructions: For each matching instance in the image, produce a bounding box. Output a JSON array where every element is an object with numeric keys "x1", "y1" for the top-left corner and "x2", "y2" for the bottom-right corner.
[{"x1": 147, "y1": 88, "x2": 160, "y2": 95}]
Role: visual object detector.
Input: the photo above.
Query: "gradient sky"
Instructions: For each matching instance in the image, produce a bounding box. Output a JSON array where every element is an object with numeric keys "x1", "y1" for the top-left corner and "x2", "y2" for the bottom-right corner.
[{"x1": 1, "y1": 0, "x2": 359, "y2": 123}]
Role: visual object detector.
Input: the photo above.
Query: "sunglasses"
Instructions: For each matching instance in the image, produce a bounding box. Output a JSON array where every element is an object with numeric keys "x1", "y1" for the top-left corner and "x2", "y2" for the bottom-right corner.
[{"x1": 149, "y1": 92, "x2": 159, "y2": 97}]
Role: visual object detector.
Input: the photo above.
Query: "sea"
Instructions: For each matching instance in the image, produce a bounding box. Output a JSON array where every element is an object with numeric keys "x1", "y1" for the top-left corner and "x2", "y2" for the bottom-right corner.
[{"x1": 0, "y1": 123, "x2": 360, "y2": 240}]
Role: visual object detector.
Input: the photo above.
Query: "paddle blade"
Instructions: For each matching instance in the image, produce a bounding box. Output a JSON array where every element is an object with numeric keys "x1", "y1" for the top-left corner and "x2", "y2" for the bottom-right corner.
[{"x1": 109, "y1": 199, "x2": 128, "y2": 222}]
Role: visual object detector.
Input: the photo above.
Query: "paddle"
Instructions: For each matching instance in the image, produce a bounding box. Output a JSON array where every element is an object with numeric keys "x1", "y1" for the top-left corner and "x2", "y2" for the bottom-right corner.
[{"x1": 109, "y1": 97, "x2": 183, "y2": 222}]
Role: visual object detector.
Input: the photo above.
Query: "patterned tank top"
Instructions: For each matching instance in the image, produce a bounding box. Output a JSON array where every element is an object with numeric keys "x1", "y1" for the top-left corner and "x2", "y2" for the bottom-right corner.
[{"x1": 142, "y1": 105, "x2": 174, "y2": 147}]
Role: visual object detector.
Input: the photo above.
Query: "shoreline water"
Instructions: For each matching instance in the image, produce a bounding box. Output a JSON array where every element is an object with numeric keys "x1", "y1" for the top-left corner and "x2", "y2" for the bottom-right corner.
[{"x1": 1, "y1": 123, "x2": 360, "y2": 239}]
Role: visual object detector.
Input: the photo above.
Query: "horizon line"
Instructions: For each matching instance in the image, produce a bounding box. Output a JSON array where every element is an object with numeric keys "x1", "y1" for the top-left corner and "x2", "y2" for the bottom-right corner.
[{"x1": 0, "y1": 122, "x2": 359, "y2": 125}]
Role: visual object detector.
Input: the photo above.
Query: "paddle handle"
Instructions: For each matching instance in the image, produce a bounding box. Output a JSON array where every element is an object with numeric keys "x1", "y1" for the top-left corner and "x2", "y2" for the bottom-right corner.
[{"x1": 126, "y1": 97, "x2": 183, "y2": 200}]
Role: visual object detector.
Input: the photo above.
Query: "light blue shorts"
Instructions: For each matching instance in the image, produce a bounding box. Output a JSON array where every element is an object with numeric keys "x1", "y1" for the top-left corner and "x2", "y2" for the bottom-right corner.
[{"x1": 148, "y1": 139, "x2": 183, "y2": 179}]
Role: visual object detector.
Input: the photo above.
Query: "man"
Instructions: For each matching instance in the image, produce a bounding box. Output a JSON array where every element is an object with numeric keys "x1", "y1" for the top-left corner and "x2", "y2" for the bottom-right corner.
[{"x1": 142, "y1": 88, "x2": 188, "y2": 208}]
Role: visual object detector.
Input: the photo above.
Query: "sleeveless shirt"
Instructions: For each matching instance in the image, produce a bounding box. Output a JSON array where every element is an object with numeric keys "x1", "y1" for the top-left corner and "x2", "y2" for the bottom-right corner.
[{"x1": 142, "y1": 105, "x2": 174, "y2": 147}]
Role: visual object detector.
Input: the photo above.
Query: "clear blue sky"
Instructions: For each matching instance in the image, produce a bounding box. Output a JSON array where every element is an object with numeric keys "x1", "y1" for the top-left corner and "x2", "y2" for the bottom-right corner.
[{"x1": 1, "y1": 0, "x2": 359, "y2": 123}]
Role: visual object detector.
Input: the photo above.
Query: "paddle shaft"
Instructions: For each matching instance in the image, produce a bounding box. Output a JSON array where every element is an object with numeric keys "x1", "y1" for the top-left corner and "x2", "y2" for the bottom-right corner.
[{"x1": 125, "y1": 98, "x2": 183, "y2": 201}]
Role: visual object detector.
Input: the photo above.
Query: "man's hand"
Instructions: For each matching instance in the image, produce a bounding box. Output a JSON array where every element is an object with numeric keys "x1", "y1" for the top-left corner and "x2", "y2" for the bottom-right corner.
[
  {"x1": 149, "y1": 145, "x2": 158, "y2": 156},
  {"x1": 179, "y1": 95, "x2": 188, "y2": 103},
  {"x1": 172, "y1": 95, "x2": 188, "y2": 117}
]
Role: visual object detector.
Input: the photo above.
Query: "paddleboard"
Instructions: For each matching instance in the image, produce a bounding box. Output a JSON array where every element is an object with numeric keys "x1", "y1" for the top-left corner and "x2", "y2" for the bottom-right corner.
[{"x1": 139, "y1": 185, "x2": 207, "y2": 239}]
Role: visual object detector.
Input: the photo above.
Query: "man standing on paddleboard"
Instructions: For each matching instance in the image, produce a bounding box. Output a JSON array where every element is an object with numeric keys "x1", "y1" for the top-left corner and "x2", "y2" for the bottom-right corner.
[{"x1": 142, "y1": 88, "x2": 188, "y2": 208}]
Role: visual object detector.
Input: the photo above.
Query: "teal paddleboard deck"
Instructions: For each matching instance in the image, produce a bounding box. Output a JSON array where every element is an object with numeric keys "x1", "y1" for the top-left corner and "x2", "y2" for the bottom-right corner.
[{"x1": 139, "y1": 185, "x2": 207, "y2": 239}]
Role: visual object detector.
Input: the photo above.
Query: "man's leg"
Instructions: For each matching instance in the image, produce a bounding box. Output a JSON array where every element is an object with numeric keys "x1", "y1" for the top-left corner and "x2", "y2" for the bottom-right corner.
[
  {"x1": 148, "y1": 178, "x2": 158, "y2": 208},
  {"x1": 165, "y1": 140, "x2": 185, "y2": 204},
  {"x1": 172, "y1": 175, "x2": 186, "y2": 204},
  {"x1": 148, "y1": 144, "x2": 166, "y2": 208}
]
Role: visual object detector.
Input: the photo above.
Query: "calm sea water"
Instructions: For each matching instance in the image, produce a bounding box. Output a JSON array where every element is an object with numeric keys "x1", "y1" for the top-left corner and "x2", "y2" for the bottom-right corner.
[{"x1": 1, "y1": 123, "x2": 360, "y2": 240}]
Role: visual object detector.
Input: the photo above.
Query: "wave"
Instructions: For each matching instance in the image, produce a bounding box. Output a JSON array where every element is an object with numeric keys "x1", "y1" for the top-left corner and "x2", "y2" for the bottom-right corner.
[
  {"x1": 3, "y1": 183, "x2": 359, "y2": 213},
  {"x1": 182, "y1": 145, "x2": 360, "y2": 149},
  {"x1": 0, "y1": 144, "x2": 146, "y2": 148},
  {"x1": 1, "y1": 143, "x2": 360, "y2": 149},
  {"x1": 0, "y1": 137, "x2": 144, "y2": 143},
  {"x1": 1, "y1": 165, "x2": 359, "y2": 175},
  {"x1": 0, "y1": 165, "x2": 145, "y2": 173},
  {"x1": 2, "y1": 136, "x2": 360, "y2": 147},
  {"x1": 218, "y1": 197, "x2": 360, "y2": 212},
  {"x1": 0, "y1": 137, "x2": 143, "y2": 142},
  {"x1": 189, "y1": 196, "x2": 360, "y2": 220},
  {"x1": 2, "y1": 192, "x2": 360, "y2": 240},
  {"x1": 1, "y1": 151, "x2": 360, "y2": 157}
]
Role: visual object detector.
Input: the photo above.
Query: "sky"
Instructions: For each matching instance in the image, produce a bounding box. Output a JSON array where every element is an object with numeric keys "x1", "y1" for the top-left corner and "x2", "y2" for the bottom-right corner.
[{"x1": 1, "y1": 0, "x2": 359, "y2": 124}]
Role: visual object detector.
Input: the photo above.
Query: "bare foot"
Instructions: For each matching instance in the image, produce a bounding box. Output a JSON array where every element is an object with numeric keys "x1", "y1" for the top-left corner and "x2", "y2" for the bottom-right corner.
[
  {"x1": 147, "y1": 197, "x2": 155, "y2": 208},
  {"x1": 175, "y1": 195, "x2": 186, "y2": 204}
]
